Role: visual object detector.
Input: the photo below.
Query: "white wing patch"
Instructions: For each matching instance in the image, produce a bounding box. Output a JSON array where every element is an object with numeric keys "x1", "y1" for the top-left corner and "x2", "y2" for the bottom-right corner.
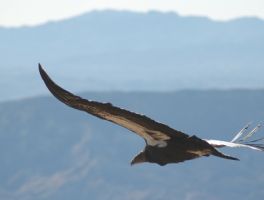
[
  {"x1": 205, "y1": 139, "x2": 262, "y2": 151},
  {"x1": 206, "y1": 123, "x2": 264, "y2": 152}
]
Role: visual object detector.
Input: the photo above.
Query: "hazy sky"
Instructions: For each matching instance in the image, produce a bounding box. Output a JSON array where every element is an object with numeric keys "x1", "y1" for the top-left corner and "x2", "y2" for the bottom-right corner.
[{"x1": 0, "y1": 0, "x2": 264, "y2": 27}]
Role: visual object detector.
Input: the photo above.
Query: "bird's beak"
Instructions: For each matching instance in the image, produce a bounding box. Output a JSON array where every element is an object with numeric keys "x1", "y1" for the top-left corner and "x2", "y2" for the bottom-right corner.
[{"x1": 130, "y1": 151, "x2": 146, "y2": 166}]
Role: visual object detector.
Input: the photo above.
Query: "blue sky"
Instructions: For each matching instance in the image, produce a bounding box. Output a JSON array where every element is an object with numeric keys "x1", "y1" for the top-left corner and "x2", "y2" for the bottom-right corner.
[{"x1": 0, "y1": 0, "x2": 264, "y2": 27}]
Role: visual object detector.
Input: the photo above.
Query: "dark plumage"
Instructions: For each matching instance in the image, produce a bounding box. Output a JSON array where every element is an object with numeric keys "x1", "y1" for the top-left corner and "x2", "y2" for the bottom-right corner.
[{"x1": 39, "y1": 64, "x2": 240, "y2": 165}]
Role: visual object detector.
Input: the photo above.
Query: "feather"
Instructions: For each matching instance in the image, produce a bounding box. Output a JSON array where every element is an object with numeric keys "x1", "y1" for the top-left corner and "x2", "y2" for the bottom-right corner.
[
  {"x1": 230, "y1": 122, "x2": 251, "y2": 142},
  {"x1": 240, "y1": 124, "x2": 262, "y2": 142}
]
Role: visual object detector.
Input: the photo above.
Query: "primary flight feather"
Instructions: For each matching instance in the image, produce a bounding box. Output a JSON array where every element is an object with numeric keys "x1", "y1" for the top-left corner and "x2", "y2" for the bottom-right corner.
[{"x1": 39, "y1": 64, "x2": 264, "y2": 166}]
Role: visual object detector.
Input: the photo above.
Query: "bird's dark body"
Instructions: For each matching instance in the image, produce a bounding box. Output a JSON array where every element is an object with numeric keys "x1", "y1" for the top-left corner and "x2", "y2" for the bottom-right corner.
[
  {"x1": 38, "y1": 64, "x2": 239, "y2": 165},
  {"x1": 145, "y1": 135, "x2": 213, "y2": 165}
]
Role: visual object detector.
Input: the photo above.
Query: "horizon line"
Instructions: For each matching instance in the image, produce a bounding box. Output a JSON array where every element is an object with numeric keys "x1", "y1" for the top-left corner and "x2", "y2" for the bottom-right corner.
[{"x1": 1, "y1": 8, "x2": 263, "y2": 29}]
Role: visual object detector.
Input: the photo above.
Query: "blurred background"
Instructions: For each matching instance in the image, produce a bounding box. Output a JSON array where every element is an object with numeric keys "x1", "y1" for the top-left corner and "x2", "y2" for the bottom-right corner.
[{"x1": 0, "y1": 1, "x2": 264, "y2": 199}]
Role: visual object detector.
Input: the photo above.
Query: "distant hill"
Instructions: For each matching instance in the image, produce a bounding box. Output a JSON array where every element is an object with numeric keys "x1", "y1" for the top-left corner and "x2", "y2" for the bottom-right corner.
[
  {"x1": 0, "y1": 90, "x2": 264, "y2": 200},
  {"x1": 0, "y1": 10, "x2": 264, "y2": 101}
]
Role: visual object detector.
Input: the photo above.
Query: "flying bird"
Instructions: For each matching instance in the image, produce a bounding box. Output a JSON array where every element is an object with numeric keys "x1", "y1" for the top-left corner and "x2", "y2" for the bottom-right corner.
[{"x1": 39, "y1": 64, "x2": 264, "y2": 166}]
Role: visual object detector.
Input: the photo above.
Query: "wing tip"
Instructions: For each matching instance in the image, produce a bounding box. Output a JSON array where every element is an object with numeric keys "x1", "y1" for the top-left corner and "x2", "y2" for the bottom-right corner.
[
  {"x1": 38, "y1": 63, "x2": 43, "y2": 73},
  {"x1": 38, "y1": 63, "x2": 47, "y2": 81},
  {"x1": 38, "y1": 63, "x2": 82, "y2": 108},
  {"x1": 38, "y1": 63, "x2": 60, "y2": 98}
]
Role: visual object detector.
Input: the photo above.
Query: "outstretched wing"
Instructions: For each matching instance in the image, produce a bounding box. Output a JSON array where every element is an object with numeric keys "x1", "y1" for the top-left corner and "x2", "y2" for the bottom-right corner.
[{"x1": 39, "y1": 64, "x2": 189, "y2": 146}]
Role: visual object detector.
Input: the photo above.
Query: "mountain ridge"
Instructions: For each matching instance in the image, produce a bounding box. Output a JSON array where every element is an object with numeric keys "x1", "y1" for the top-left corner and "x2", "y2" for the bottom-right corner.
[
  {"x1": 1, "y1": 10, "x2": 264, "y2": 101},
  {"x1": 1, "y1": 10, "x2": 264, "y2": 29},
  {"x1": 1, "y1": 90, "x2": 264, "y2": 200}
]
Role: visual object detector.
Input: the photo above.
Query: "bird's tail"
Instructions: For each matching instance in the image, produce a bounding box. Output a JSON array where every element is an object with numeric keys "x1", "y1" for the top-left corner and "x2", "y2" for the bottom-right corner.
[{"x1": 212, "y1": 149, "x2": 239, "y2": 161}]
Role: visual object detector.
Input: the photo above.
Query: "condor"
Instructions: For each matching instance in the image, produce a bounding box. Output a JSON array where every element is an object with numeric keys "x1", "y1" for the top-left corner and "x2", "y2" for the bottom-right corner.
[{"x1": 39, "y1": 64, "x2": 264, "y2": 166}]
